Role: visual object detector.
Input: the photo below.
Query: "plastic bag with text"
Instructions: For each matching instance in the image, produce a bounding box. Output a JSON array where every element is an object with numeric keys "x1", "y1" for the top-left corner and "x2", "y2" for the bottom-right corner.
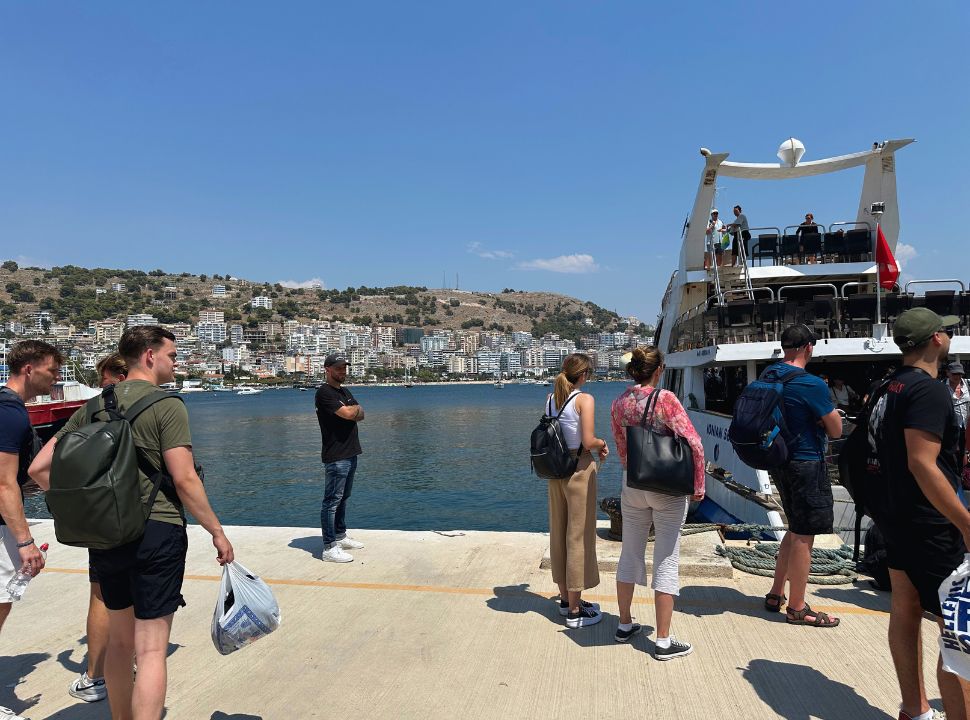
[
  {"x1": 211, "y1": 561, "x2": 281, "y2": 655},
  {"x1": 939, "y1": 553, "x2": 970, "y2": 679}
]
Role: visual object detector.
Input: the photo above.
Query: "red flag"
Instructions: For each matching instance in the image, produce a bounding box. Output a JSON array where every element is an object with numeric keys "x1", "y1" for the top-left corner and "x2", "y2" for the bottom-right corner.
[{"x1": 875, "y1": 224, "x2": 900, "y2": 291}]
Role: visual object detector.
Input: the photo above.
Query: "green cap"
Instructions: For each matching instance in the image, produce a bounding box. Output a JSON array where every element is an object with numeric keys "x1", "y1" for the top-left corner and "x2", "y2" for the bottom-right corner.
[{"x1": 892, "y1": 307, "x2": 960, "y2": 349}]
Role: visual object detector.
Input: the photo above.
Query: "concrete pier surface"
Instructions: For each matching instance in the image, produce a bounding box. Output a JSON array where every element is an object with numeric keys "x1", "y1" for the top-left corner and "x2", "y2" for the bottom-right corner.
[{"x1": 2, "y1": 520, "x2": 941, "y2": 719}]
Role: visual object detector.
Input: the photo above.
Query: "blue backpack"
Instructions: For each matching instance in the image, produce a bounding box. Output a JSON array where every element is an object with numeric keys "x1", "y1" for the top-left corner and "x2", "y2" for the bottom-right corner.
[{"x1": 728, "y1": 364, "x2": 805, "y2": 470}]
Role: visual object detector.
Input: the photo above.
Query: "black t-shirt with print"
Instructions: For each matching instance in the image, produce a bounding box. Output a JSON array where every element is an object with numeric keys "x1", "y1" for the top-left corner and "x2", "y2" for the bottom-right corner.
[
  {"x1": 873, "y1": 366, "x2": 962, "y2": 525},
  {"x1": 314, "y1": 383, "x2": 362, "y2": 463}
]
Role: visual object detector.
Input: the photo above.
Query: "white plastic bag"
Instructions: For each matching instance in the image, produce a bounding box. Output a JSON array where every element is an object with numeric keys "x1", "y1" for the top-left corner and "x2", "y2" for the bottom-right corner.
[
  {"x1": 939, "y1": 553, "x2": 970, "y2": 679},
  {"x1": 211, "y1": 561, "x2": 281, "y2": 655}
]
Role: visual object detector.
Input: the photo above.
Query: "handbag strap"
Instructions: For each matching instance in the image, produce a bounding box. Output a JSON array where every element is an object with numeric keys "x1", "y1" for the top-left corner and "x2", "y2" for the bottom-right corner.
[{"x1": 639, "y1": 388, "x2": 662, "y2": 428}]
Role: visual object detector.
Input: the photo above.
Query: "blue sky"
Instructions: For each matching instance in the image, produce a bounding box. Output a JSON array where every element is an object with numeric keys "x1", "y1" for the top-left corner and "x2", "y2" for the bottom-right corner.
[{"x1": 2, "y1": 2, "x2": 967, "y2": 324}]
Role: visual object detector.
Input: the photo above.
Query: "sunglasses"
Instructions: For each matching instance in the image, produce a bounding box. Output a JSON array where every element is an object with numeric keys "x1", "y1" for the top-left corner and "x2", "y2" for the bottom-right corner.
[{"x1": 939, "y1": 327, "x2": 955, "y2": 338}]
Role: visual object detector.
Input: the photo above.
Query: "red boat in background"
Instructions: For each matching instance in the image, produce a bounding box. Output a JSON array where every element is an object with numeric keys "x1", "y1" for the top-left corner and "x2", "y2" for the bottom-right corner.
[{"x1": 27, "y1": 381, "x2": 100, "y2": 434}]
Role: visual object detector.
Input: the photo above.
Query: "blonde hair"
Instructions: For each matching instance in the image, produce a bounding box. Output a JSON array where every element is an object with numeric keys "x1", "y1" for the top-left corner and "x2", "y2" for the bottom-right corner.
[
  {"x1": 553, "y1": 353, "x2": 594, "y2": 410},
  {"x1": 626, "y1": 346, "x2": 664, "y2": 385}
]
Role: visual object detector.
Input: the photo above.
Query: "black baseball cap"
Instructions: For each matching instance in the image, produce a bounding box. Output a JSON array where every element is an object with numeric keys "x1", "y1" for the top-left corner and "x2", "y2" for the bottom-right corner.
[
  {"x1": 324, "y1": 354, "x2": 348, "y2": 368},
  {"x1": 780, "y1": 324, "x2": 818, "y2": 349}
]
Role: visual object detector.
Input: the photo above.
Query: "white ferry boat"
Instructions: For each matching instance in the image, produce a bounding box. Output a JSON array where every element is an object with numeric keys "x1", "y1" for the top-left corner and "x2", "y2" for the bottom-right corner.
[{"x1": 655, "y1": 138, "x2": 968, "y2": 539}]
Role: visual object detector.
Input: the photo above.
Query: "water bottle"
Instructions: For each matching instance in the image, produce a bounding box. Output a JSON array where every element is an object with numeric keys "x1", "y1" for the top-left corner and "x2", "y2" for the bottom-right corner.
[{"x1": 5, "y1": 543, "x2": 49, "y2": 601}]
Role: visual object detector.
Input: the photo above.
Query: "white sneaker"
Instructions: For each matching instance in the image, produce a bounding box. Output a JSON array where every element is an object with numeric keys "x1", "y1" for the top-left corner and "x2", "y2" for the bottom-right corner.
[
  {"x1": 0, "y1": 706, "x2": 29, "y2": 720},
  {"x1": 339, "y1": 537, "x2": 364, "y2": 550},
  {"x1": 322, "y1": 545, "x2": 353, "y2": 563},
  {"x1": 69, "y1": 671, "x2": 107, "y2": 702}
]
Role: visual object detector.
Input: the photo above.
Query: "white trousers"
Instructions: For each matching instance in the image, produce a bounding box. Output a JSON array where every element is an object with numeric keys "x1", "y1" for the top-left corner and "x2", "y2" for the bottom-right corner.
[{"x1": 616, "y1": 472, "x2": 689, "y2": 595}]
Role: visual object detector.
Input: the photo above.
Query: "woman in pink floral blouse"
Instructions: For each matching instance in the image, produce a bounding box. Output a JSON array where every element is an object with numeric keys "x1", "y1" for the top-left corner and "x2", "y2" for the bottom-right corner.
[{"x1": 609, "y1": 346, "x2": 705, "y2": 660}]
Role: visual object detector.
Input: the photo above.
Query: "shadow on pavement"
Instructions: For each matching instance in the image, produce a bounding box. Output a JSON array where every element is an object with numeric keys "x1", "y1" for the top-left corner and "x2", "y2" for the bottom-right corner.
[
  {"x1": 288, "y1": 535, "x2": 321, "y2": 560},
  {"x1": 813, "y1": 585, "x2": 890, "y2": 613},
  {"x1": 740, "y1": 658, "x2": 893, "y2": 719},
  {"x1": 0, "y1": 652, "x2": 48, "y2": 715},
  {"x1": 211, "y1": 713, "x2": 264, "y2": 719},
  {"x1": 678, "y1": 584, "x2": 784, "y2": 621}
]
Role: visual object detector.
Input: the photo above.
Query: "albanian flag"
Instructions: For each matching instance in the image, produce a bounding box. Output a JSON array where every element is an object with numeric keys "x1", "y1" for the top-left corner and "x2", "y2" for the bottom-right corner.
[{"x1": 875, "y1": 224, "x2": 900, "y2": 291}]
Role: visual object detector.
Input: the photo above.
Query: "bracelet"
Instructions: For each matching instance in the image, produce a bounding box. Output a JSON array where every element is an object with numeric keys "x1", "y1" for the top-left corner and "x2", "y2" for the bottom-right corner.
[{"x1": 16, "y1": 538, "x2": 35, "y2": 548}]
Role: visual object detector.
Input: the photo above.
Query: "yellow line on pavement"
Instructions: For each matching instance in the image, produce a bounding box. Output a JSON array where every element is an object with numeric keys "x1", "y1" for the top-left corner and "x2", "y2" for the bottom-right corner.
[{"x1": 43, "y1": 566, "x2": 888, "y2": 616}]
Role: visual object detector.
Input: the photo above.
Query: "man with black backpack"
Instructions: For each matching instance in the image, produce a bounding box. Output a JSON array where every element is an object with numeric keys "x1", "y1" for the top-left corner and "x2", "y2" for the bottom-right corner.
[
  {"x1": 0, "y1": 341, "x2": 62, "y2": 641},
  {"x1": 872, "y1": 308, "x2": 970, "y2": 720},
  {"x1": 761, "y1": 324, "x2": 843, "y2": 628},
  {"x1": 29, "y1": 326, "x2": 234, "y2": 720}
]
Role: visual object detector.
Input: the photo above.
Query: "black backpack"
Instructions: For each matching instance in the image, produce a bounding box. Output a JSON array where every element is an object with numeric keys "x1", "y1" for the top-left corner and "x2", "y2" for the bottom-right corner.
[
  {"x1": 0, "y1": 386, "x2": 43, "y2": 487},
  {"x1": 530, "y1": 391, "x2": 582, "y2": 479},
  {"x1": 838, "y1": 379, "x2": 892, "y2": 561},
  {"x1": 47, "y1": 385, "x2": 182, "y2": 549},
  {"x1": 728, "y1": 364, "x2": 805, "y2": 470}
]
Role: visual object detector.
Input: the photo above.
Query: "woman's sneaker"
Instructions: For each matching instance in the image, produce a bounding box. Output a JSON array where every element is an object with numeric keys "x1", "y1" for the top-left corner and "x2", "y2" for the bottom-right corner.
[
  {"x1": 565, "y1": 605, "x2": 602, "y2": 628},
  {"x1": 69, "y1": 672, "x2": 107, "y2": 702},
  {"x1": 558, "y1": 599, "x2": 600, "y2": 617},
  {"x1": 654, "y1": 636, "x2": 693, "y2": 661},
  {"x1": 0, "y1": 706, "x2": 29, "y2": 720},
  {"x1": 339, "y1": 537, "x2": 365, "y2": 550},
  {"x1": 615, "y1": 623, "x2": 642, "y2": 643}
]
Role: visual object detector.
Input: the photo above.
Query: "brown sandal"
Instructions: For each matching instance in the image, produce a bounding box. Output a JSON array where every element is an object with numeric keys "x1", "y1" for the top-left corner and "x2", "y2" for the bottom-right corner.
[
  {"x1": 786, "y1": 603, "x2": 839, "y2": 627},
  {"x1": 764, "y1": 593, "x2": 786, "y2": 612}
]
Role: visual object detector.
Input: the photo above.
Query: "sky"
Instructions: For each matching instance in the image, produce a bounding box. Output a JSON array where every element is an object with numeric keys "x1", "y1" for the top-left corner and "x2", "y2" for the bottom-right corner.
[{"x1": 2, "y1": 2, "x2": 968, "y2": 325}]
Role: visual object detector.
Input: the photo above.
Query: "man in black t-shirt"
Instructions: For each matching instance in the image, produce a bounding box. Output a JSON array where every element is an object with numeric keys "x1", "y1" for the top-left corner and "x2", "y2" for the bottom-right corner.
[
  {"x1": 315, "y1": 354, "x2": 365, "y2": 563},
  {"x1": 874, "y1": 308, "x2": 970, "y2": 720}
]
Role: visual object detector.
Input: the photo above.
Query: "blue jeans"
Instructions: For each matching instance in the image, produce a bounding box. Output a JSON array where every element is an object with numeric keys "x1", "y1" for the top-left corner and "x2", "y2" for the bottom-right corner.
[{"x1": 322, "y1": 456, "x2": 357, "y2": 546}]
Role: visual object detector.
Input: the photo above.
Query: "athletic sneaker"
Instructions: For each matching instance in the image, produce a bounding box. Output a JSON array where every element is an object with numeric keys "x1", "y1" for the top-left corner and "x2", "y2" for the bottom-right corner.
[
  {"x1": 898, "y1": 710, "x2": 946, "y2": 720},
  {"x1": 322, "y1": 545, "x2": 353, "y2": 563},
  {"x1": 0, "y1": 706, "x2": 29, "y2": 720},
  {"x1": 558, "y1": 599, "x2": 600, "y2": 617},
  {"x1": 339, "y1": 537, "x2": 365, "y2": 550},
  {"x1": 69, "y1": 671, "x2": 107, "y2": 702},
  {"x1": 614, "y1": 623, "x2": 642, "y2": 643},
  {"x1": 654, "y1": 636, "x2": 693, "y2": 661},
  {"x1": 565, "y1": 605, "x2": 602, "y2": 628}
]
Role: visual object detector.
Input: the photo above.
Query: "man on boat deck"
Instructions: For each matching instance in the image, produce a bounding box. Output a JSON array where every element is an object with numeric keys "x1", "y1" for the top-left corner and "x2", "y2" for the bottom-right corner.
[
  {"x1": 315, "y1": 354, "x2": 366, "y2": 563},
  {"x1": 0, "y1": 341, "x2": 61, "y2": 643},
  {"x1": 873, "y1": 308, "x2": 970, "y2": 720},
  {"x1": 763, "y1": 324, "x2": 843, "y2": 628},
  {"x1": 723, "y1": 204, "x2": 750, "y2": 266}
]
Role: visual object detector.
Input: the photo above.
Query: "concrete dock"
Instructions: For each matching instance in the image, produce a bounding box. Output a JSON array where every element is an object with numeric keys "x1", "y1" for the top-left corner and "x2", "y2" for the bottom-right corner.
[{"x1": 2, "y1": 519, "x2": 942, "y2": 719}]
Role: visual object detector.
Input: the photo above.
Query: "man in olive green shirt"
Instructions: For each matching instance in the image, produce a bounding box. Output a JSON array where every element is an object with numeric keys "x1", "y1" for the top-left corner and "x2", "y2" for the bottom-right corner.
[{"x1": 30, "y1": 326, "x2": 234, "y2": 720}]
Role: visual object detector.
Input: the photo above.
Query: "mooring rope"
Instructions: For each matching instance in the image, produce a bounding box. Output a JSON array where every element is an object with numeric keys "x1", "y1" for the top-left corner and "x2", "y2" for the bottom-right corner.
[{"x1": 713, "y1": 542, "x2": 858, "y2": 585}]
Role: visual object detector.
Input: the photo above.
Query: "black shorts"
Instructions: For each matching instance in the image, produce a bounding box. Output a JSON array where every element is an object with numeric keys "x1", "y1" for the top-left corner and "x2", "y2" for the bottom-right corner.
[
  {"x1": 769, "y1": 460, "x2": 834, "y2": 536},
  {"x1": 88, "y1": 551, "x2": 98, "y2": 584},
  {"x1": 90, "y1": 520, "x2": 188, "y2": 620},
  {"x1": 885, "y1": 522, "x2": 966, "y2": 617}
]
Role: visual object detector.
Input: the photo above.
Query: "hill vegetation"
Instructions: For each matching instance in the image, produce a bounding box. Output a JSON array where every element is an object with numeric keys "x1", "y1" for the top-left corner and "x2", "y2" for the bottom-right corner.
[{"x1": 0, "y1": 261, "x2": 642, "y2": 340}]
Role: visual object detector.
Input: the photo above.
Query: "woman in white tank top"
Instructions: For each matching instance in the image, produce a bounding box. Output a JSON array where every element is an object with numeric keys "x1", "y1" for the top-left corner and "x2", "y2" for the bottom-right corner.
[{"x1": 543, "y1": 353, "x2": 609, "y2": 629}]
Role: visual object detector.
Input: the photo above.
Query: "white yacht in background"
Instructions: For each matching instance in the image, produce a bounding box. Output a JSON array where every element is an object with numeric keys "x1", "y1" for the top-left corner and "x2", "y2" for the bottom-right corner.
[
  {"x1": 236, "y1": 385, "x2": 265, "y2": 396},
  {"x1": 655, "y1": 138, "x2": 968, "y2": 539},
  {"x1": 179, "y1": 379, "x2": 208, "y2": 393}
]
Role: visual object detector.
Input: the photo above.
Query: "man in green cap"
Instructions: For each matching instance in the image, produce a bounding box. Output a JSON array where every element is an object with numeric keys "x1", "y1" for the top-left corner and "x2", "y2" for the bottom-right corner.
[{"x1": 869, "y1": 307, "x2": 970, "y2": 720}]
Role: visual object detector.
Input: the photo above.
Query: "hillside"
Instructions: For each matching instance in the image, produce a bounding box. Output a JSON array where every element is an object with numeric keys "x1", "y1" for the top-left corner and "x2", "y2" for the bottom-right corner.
[{"x1": 0, "y1": 261, "x2": 636, "y2": 340}]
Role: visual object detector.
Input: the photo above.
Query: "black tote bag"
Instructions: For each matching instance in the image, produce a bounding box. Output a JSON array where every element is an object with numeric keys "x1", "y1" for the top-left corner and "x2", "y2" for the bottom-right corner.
[{"x1": 625, "y1": 389, "x2": 694, "y2": 496}]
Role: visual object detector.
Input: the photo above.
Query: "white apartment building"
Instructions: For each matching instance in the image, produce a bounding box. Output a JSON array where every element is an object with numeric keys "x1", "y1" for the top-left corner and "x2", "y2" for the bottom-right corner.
[
  {"x1": 251, "y1": 296, "x2": 273, "y2": 310},
  {"x1": 166, "y1": 323, "x2": 192, "y2": 340},
  {"x1": 199, "y1": 310, "x2": 225, "y2": 324},
  {"x1": 111, "y1": 282, "x2": 126, "y2": 293},
  {"x1": 222, "y1": 346, "x2": 249, "y2": 364},
  {"x1": 371, "y1": 326, "x2": 395, "y2": 350},
  {"x1": 197, "y1": 322, "x2": 227, "y2": 344},
  {"x1": 212, "y1": 285, "x2": 227, "y2": 297},
  {"x1": 230, "y1": 324, "x2": 244, "y2": 344},
  {"x1": 126, "y1": 313, "x2": 158, "y2": 327},
  {"x1": 512, "y1": 331, "x2": 534, "y2": 347},
  {"x1": 500, "y1": 350, "x2": 522, "y2": 375},
  {"x1": 89, "y1": 320, "x2": 125, "y2": 343},
  {"x1": 475, "y1": 350, "x2": 501, "y2": 375},
  {"x1": 420, "y1": 335, "x2": 448, "y2": 353}
]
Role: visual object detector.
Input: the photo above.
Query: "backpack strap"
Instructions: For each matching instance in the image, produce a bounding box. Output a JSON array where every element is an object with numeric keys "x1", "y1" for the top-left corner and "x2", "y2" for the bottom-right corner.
[
  {"x1": 548, "y1": 390, "x2": 581, "y2": 418},
  {"x1": 123, "y1": 391, "x2": 186, "y2": 515}
]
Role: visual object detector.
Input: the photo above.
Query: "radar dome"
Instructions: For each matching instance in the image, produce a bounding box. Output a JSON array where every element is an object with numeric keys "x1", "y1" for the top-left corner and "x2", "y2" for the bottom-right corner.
[{"x1": 777, "y1": 138, "x2": 805, "y2": 167}]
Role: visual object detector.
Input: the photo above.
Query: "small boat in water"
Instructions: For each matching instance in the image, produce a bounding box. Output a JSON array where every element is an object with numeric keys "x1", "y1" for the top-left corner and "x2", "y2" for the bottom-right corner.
[{"x1": 236, "y1": 386, "x2": 265, "y2": 396}]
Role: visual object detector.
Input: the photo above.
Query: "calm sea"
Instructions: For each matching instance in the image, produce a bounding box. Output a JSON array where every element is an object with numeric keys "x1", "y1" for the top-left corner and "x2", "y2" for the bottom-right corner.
[{"x1": 27, "y1": 383, "x2": 629, "y2": 533}]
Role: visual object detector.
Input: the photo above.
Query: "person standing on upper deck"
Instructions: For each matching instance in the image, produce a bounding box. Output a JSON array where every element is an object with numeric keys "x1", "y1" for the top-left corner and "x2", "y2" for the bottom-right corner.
[
  {"x1": 706, "y1": 209, "x2": 725, "y2": 266},
  {"x1": 724, "y1": 205, "x2": 750, "y2": 266},
  {"x1": 315, "y1": 354, "x2": 366, "y2": 563},
  {"x1": 945, "y1": 362, "x2": 969, "y2": 430},
  {"x1": 762, "y1": 324, "x2": 843, "y2": 628}
]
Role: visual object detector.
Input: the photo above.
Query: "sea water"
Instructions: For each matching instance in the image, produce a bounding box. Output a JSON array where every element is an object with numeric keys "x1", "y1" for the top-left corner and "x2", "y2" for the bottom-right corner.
[{"x1": 26, "y1": 383, "x2": 628, "y2": 532}]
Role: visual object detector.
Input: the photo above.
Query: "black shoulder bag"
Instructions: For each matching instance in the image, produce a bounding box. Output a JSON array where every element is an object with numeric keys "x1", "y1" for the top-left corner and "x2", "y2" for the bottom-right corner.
[{"x1": 625, "y1": 389, "x2": 694, "y2": 496}]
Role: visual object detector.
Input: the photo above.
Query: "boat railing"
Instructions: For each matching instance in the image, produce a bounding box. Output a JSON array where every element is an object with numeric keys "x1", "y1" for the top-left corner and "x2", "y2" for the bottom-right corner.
[
  {"x1": 841, "y1": 281, "x2": 871, "y2": 298},
  {"x1": 777, "y1": 283, "x2": 839, "y2": 301},
  {"x1": 904, "y1": 278, "x2": 966, "y2": 293},
  {"x1": 719, "y1": 286, "x2": 774, "y2": 303}
]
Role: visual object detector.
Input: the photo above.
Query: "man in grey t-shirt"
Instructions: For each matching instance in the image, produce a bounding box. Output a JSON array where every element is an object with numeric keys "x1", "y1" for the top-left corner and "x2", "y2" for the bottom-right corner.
[{"x1": 724, "y1": 204, "x2": 750, "y2": 265}]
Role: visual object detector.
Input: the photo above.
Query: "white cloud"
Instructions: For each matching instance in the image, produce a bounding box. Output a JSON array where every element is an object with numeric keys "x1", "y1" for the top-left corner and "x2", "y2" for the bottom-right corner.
[
  {"x1": 278, "y1": 277, "x2": 325, "y2": 289},
  {"x1": 467, "y1": 242, "x2": 514, "y2": 260},
  {"x1": 894, "y1": 242, "x2": 917, "y2": 268},
  {"x1": 516, "y1": 254, "x2": 600, "y2": 274}
]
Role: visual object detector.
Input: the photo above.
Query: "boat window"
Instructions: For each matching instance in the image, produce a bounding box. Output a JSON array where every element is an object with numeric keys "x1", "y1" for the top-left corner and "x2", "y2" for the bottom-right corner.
[{"x1": 664, "y1": 368, "x2": 683, "y2": 398}]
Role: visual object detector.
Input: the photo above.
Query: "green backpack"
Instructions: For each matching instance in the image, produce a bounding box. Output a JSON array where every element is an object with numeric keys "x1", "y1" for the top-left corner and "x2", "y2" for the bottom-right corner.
[{"x1": 47, "y1": 385, "x2": 180, "y2": 550}]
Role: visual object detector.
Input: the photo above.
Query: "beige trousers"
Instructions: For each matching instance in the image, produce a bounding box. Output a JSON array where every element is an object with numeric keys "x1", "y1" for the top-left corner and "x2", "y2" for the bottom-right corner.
[{"x1": 547, "y1": 453, "x2": 600, "y2": 592}]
